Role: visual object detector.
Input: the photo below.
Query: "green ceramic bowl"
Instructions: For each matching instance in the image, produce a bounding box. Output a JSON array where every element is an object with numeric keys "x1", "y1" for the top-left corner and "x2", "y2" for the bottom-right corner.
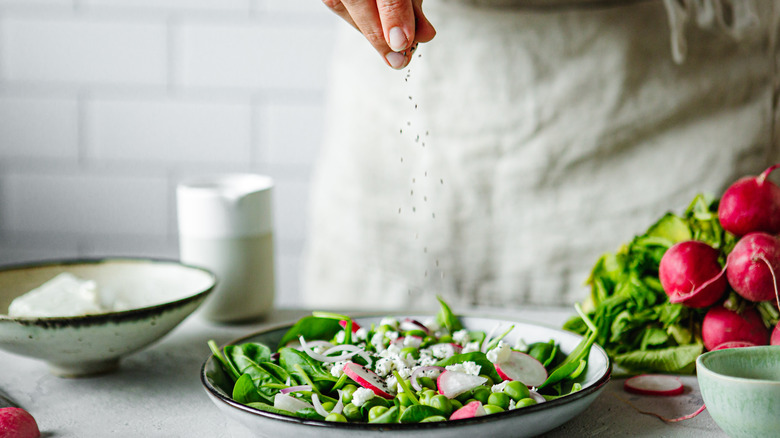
[{"x1": 696, "y1": 345, "x2": 780, "y2": 438}]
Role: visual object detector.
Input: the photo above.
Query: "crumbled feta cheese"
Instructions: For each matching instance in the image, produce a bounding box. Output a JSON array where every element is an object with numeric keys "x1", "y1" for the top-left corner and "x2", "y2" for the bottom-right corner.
[
  {"x1": 355, "y1": 327, "x2": 368, "y2": 341},
  {"x1": 462, "y1": 341, "x2": 481, "y2": 354},
  {"x1": 375, "y1": 357, "x2": 396, "y2": 377},
  {"x1": 515, "y1": 338, "x2": 529, "y2": 352},
  {"x1": 385, "y1": 374, "x2": 399, "y2": 393},
  {"x1": 445, "y1": 361, "x2": 481, "y2": 376},
  {"x1": 384, "y1": 331, "x2": 400, "y2": 342},
  {"x1": 403, "y1": 335, "x2": 423, "y2": 349},
  {"x1": 371, "y1": 331, "x2": 387, "y2": 351},
  {"x1": 418, "y1": 356, "x2": 438, "y2": 367},
  {"x1": 430, "y1": 343, "x2": 453, "y2": 359},
  {"x1": 423, "y1": 318, "x2": 441, "y2": 332},
  {"x1": 491, "y1": 381, "x2": 509, "y2": 393},
  {"x1": 352, "y1": 387, "x2": 376, "y2": 407},
  {"x1": 330, "y1": 361, "x2": 347, "y2": 378},
  {"x1": 508, "y1": 399, "x2": 517, "y2": 410},
  {"x1": 379, "y1": 344, "x2": 402, "y2": 359},
  {"x1": 486, "y1": 341, "x2": 512, "y2": 364},
  {"x1": 452, "y1": 329, "x2": 471, "y2": 345},
  {"x1": 380, "y1": 317, "x2": 399, "y2": 329},
  {"x1": 335, "y1": 330, "x2": 346, "y2": 344}
]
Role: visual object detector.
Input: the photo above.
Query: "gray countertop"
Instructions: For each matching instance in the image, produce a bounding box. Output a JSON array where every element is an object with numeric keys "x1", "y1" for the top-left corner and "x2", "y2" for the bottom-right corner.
[{"x1": 0, "y1": 306, "x2": 726, "y2": 437}]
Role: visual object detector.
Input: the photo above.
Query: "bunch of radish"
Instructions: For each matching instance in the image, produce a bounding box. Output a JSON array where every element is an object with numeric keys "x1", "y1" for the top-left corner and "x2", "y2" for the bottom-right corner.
[{"x1": 659, "y1": 164, "x2": 780, "y2": 351}]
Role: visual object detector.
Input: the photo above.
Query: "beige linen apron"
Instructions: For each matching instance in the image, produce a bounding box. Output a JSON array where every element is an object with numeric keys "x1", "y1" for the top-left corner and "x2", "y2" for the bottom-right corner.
[{"x1": 302, "y1": 0, "x2": 778, "y2": 310}]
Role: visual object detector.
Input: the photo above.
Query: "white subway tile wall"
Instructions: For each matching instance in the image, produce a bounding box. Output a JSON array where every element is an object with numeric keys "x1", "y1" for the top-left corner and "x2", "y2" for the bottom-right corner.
[{"x1": 0, "y1": 0, "x2": 339, "y2": 307}]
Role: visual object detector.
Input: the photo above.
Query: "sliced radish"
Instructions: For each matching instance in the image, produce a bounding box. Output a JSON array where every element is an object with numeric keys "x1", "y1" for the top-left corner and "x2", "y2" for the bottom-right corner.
[
  {"x1": 711, "y1": 341, "x2": 759, "y2": 350},
  {"x1": 274, "y1": 393, "x2": 314, "y2": 413},
  {"x1": 338, "y1": 320, "x2": 361, "y2": 333},
  {"x1": 342, "y1": 362, "x2": 393, "y2": 399},
  {"x1": 437, "y1": 370, "x2": 488, "y2": 399},
  {"x1": 449, "y1": 401, "x2": 486, "y2": 420},
  {"x1": 494, "y1": 351, "x2": 548, "y2": 387},
  {"x1": 624, "y1": 374, "x2": 684, "y2": 396}
]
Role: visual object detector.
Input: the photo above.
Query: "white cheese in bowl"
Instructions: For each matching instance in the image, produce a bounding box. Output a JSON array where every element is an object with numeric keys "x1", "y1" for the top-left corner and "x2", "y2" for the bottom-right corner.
[{"x1": 8, "y1": 273, "x2": 106, "y2": 317}]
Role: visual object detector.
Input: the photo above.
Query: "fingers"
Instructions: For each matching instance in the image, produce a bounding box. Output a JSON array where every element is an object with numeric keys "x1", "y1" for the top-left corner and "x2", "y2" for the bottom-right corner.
[{"x1": 323, "y1": 0, "x2": 436, "y2": 70}]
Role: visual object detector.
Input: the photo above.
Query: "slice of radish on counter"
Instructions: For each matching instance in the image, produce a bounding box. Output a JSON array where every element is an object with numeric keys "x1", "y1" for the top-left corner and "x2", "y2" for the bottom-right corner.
[
  {"x1": 437, "y1": 371, "x2": 488, "y2": 399},
  {"x1": 495, "y1": 351, "x2": 548, "y2": 388},
  {"x1": 342, "y1": 362, "x2": 393, "y2": 399},
  {"x1": 624, "y1": 374, "x2": 684, "y2": 396}
]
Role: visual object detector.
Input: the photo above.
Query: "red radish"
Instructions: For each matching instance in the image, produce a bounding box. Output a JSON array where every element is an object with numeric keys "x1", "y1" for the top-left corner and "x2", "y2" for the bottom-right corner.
[
  {"x1": 342, "y1": 362, "x2": 393, "y2": 399},
  {"x1": 726, "y1": 232, "x2": 780, "y2": 302},
  {"x1": 711, "y1": 341, "x2": 758, "y2": 350},
  {"x1": 449, "y1": 401, "x2": 486, "y2": 420},
  {"x1": 338, "y1": 320, "x2": 361, "y2": 333},
  {"x1": 701, "y1": 305, "x2": 769, "y2": 351},
  {"x1": 436, "y1": 371, "x2": 488, "y2": 399},
  {"x1": 494, "y1": 351, "x2": 548, "y2": 388},
  {"x1": 659, "y1": 240, "x2": 727, "y2": 308},
  {"x1": 718, "y1": 164, "x2": 780, "y2": 236},
  {"x1": 624, "y1": 374, "x2": 684, "y2": 396},
  {"x1": 772, "y1": 323, "x2": 780, "y2": 345},
  {"x1": 0, "y1": 407, "x2": 40, "y2": 438}
]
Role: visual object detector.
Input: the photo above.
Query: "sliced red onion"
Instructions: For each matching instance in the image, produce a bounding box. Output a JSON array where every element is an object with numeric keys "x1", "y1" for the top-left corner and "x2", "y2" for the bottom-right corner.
[
  {"x1": 528, "y1": 389, "x2": 546, "y2": 404},
  {"x1": 482, "y1": 324, "x2": 502, "y2": 353},
  {"x1": 400, "y1": 318, "x2": 430, "y2": 334},
  {"x1": 322, "y1": 344, "x2": 373, "y2": 366},
  {"x1": 410, "y1": 366, "x2": 445, "y2": 391},
  {"x1": 274, "y1": 393, "x2": 313, "y2": 413},
  {"x1": 332, "y1": 390, "x2": 344, "y2": 415},
  {"x1": 311, "y1": 393, "x2": 330, "y2": 418},
  {"x1": 280, "y1": 385, "x2": 312, "y2": 394}
]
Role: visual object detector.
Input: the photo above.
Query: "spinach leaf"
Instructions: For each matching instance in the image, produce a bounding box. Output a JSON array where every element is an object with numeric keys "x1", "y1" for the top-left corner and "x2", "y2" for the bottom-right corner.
[
  {"x1": 278, "y1": 347, "x2": 337, "y2": 392},
  {"x1": 614, "y1": 343, "x2": 703, "y2": 374},
  {"x1": 225, "y1": 342, "x2": 272, "y2": 374},
  {"x1": 399, "y1": 405, "x2": 446, "y2": 423},
  {"x1": 436, "y1": 296, "x2": 463, "y2": 333},
  {"x1": 245, "y1": 402, "x2": 324, "y2": 420},
  {"x1": 434, "y1": 352, "x2": 501, "y2": 384},
  {"x1": 232, "y1": 372, "x2": 264, "y2": 404},
  {"x1": 277, "y1": 316, "x2": 343, "y2": 349}
]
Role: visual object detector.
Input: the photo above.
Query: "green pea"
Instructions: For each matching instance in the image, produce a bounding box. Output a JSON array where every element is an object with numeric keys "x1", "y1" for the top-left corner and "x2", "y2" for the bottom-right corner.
[
  {"x1": 361, "y1": 397, "x2": 390, "y2": 413},
  {"x1": 341, "y1": 384, "x2": 358, "y2": 404},
  {"x1": 504, "y1": 381, "x2": 530, "y2": 401},
  {"x1": 418, "y1": 376, "x2": 437, "y2": 391},
  {"x1": 342, "y1": 403, "x2": 361, "y2": 421},
  {"x1": 421, "y1": 336, "x2": 437, "y2": 348},
  {"x1": 404, "y1": 329, "x2": 428, "y2": 338},
  {"x1": 483, "y1": 404, "x2": 504, "y2": 415},
  {"x1": 429, "y1": 395, "x2": 452, "y2": 416},
  {"x1": 455, "y1": 391, "x2": 473, "y2": 403},
  {"x1": 321, "y1": 401, "x2": 336, "y2": 412},
  {"x1": 420, "y1": 415, "x2": 447, "y2": 422},
  {"x1": 488, "y1": 392, "x2": 510, "y2": 410},
  {"x1": 471, "y1": 386, "x2": 491, "y2": 404},
  {"x1": 368, "y1": 406, "x2": 389, "y2": 422},
  {"x1": 515, "y1": 397, "x2": 537, "y2": 408},
  {"x1": 479, "y1": 374, "x2": 494, "y2": 386},
  {"x1": 438, "y1": 334, "x2": 453, "y2": 343},
  {"x1": 325, "y1": 412, "x2": 347, "y2": 422},
  {"x1": 401, "y1": 347, "x2": 419, "y2": 359},
  {"x1": 396, "y1": 392, "x2": 414, "y2": 407},
  {"x1": 419, "y1": 389, "x2": 437, "y2": 405},
  {"x1": 450, "y1": 399, "x2": 463, "y2": 411}
]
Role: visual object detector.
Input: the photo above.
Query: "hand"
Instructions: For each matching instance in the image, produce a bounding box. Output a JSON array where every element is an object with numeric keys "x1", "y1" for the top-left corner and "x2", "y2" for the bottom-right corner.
[{"x1": 323, "y1": 0, "x2": 436, "y2": 69}]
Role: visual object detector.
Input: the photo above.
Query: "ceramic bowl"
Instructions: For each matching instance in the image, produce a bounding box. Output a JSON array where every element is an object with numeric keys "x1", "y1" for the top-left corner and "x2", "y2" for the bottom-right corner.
[
  {"x1": 201, "y1": 315, "x2": 611, "y2": 438},
  {"x1": 697, "y1": 345, "x2": 780, "y2": 438},
  {"x1": 0, "y1": 258, "x2": 216, "y2": 377}
]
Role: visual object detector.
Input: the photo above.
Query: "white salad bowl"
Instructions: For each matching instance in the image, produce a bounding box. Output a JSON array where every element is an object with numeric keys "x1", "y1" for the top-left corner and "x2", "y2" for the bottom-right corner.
[
  {"x1": 201, "y1": 315, "x2": 611, "y2": 438},
  {"x1": 0, "y1": 258, "x2": 216, "y2": 377}
]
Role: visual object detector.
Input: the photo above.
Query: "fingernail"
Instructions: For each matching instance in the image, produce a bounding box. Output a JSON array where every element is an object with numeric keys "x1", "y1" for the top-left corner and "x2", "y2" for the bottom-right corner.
[
  {"x1": 385, "y1": 52, "x2": 405, "y2": 69},
  {"x1": 388, "y1": 27, "x2": 407, "y2": 52}
]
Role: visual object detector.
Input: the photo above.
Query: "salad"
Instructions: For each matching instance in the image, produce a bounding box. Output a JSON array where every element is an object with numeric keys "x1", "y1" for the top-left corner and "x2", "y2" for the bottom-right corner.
[{"x1": 207, "y1": 298, "x2": 597, "y2": 424}]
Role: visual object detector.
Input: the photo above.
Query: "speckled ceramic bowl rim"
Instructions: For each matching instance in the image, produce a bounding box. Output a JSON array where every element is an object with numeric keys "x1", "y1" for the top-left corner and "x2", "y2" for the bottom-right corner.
[
  {"x1": 201, "y1": 315, "x2": 612, "y2": 432},
  {"x1": 0, "y1": 257, "x2": 216, "y2": 328},
  {"x1": 697, "y1": 345, "x2": 780, "y2": 386}
]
